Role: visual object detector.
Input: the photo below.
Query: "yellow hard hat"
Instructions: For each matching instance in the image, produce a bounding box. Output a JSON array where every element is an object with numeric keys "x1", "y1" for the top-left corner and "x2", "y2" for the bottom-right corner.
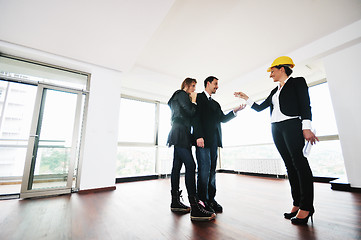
[{"x1": 267, "y1": 56, "x2": 295, "y2": 72}]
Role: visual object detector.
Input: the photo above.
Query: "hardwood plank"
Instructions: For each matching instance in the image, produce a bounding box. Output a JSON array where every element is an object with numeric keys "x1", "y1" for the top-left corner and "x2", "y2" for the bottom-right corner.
[{"x1": 0, "y1": 173, "x2": 360, "y2": 240}]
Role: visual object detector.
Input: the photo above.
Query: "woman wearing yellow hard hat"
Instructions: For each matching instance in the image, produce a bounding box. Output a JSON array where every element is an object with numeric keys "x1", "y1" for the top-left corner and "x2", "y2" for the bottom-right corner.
[{"x1": 234, "y1": 56, "x2": 318, "y2": 225}]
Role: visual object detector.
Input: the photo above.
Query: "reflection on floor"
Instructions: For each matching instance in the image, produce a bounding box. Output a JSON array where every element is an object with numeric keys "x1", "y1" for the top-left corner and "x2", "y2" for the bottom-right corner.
[
  {"x1": 0, "y1": 181, "x2": 71, "y2": 195},
  {"x1": 1, "y1": 173, "x2": 360, "y2": 240}
]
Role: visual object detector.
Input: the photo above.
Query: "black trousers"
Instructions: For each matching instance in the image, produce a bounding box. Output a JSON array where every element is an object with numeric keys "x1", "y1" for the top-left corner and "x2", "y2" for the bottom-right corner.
[
  {"x1": 171, "y1": 146, "x2": 197, "y2": 196},
  {"x1": 272, "y1": 118, "x2": 314, "y2": 212}
]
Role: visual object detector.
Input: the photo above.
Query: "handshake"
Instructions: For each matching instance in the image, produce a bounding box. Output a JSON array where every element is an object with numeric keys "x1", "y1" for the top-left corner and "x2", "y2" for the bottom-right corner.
[{"x1": 233, "y1": 91, "x2": 249, "y2": 113}]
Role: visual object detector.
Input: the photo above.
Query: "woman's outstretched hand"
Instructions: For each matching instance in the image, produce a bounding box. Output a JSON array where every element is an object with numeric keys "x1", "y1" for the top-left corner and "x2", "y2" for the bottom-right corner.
[{"x1": 234, "y1": 92, "x2": 249, "y2": 100}]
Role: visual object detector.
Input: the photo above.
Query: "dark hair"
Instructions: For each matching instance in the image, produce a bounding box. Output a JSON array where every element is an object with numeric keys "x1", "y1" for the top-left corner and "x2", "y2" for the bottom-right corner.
[
  {"x1": 181, "y1": 78, "x2": 197, "y2": 90},
  {"x1": 275, "y1": 65, "x2": 293, "y2": 76},
  {"x1": 204, "y1": 76, "x2": 218, "y2": 88}
]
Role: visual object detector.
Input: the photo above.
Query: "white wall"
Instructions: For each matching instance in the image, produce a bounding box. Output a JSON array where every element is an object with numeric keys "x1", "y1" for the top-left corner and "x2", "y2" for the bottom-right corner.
[
  {"x1": 79, "y1": 68, "x2": 121, "y2": 190},
  {"x1": 323, "y1": 42, "x2": 361, "y2": 188},
  {"x1": 0, "y1": 41, "x2": 121, "y2": 190}
]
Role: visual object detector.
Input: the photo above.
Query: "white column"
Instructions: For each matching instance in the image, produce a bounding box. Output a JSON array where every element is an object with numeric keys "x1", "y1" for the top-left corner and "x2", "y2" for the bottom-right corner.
[
  {"x1": 323, "y1": 42, "x2": 361, "y2": 188},
  {"x1": 79, "y1": 68, "x2": 122, "y2": 190}
]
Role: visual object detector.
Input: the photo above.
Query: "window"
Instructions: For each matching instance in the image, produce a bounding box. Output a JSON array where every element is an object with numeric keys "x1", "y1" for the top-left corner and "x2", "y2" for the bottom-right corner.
[
  {"x1": 222, "y1": 105, "x2": 273, "y2": 147},
  {"x1": 158, "y1": 103, "x2": 171, "y2": 147},
  {"x1": 116, "y1": 98, "x2": 183, "y2": 177},
  {"x1": 116, "y1": 146, "x2": 156, "y2": 177},
  {"x1": 307, "y1": 140, "x2": 344, "y2": 177},
  {"x1": 221, "y1": 144, "x2": 285, "y2": 175},
  {"x1": 157, "y1": 103, "x2": 174, "y2": 174},
  {"x1": 221, "y1": 105, "x2": 284, "y2": 175},
  {"x1": 117, "y1": 97, "x2": 158, "y2": 177},
  {"x1": 308, "y1": 82, "x2": 338, "y2": 136},
  {"x1": 118, "y1": 98, "x2": 156, "y2": 143},
  {"x1": 116, "y1": 81, "x2": 346, "y2": 179},
  {"x1": 307, "y1": 82, "x2": 346, "y2": 178},
  {"x1": 0, "y1": 82, "x2": 36, "y2": 179},
  {"x1": 0, "y1": 55, "x2": 89, "y2": 195}
]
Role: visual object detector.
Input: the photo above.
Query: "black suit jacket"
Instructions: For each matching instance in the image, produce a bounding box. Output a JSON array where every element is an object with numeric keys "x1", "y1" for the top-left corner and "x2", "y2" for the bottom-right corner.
[
  {"x1": 251, "y1": 77, "x2": 312, "y2": 121},
  {"x1": 193, "y1": 92, "x2": 235, "y2": 148}
]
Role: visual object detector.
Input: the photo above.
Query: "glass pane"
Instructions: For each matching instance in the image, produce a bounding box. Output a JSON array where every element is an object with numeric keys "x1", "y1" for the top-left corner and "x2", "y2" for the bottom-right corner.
[
  {"x1": 158, "y1": 103, "x2": 171, "y2": 146},
  {"x1": 309, "y1": 82, "x2": 339, "y2": 136},
  {"x1": 30, "y1": 89, "x2": 78, "y2": 190},
  {"x1": 308, "y1": 140, "x2": 346, "y2": 178},
  {"x1": 221, "y1": 144, "x2": 286, "y2": 175},
  {"x1": 222, "y1": 106, "x2": 273, "y2": 146},
  {"x1": 158, "y1": 146, "x2": 173, "y2": 174},
  {"x1": 157, "y1": 145, "x2": 186, "y2": 175},
  {"x1": 221, "y1": 139, "x2": 346, "y2": 178},
  {"x1": 116, "y1": 146, "x2": 156, "y2": 177},
  {"x1": 0, "y1": 81, "x2": 37, "y2": 194},
  {"x1": 118, "y1": 98, "x2": 155, "y2": 143}
]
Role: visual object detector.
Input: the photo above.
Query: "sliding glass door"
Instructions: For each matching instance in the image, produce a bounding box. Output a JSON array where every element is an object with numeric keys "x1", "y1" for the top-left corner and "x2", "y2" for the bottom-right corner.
[
  {"x1": 20, "y1": 84, "x2": 84, "y2": 198},
  {"x1": 1, "y1": 54, "x2": 89, "y2": 199}
]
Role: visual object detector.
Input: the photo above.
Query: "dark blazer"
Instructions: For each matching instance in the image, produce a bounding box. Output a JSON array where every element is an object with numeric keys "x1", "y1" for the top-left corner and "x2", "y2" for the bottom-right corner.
[
  {"x1": 193, "y1": 91, "x2": 235, "y2": 148},
  {"x1": 251, "y1": 77, "x2": 312, "y2": 121},
  {"x1": 167, "y1": 90, "x2": 196, "y2": 148}
]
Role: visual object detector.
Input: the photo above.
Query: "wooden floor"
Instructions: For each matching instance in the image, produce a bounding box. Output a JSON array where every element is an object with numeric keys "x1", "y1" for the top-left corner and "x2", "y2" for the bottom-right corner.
[{"x1": 0, "y1": 173, "x2": 360, "y2": 240}]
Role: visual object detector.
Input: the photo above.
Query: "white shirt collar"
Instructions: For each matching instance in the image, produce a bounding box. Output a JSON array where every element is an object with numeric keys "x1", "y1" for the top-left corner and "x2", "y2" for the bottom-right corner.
[
  {"x1": 204, "y1": 91, "x2": 211, "y2": 99},
  {"x1": 278, "y1": 76, "x2": 291, "y2": 90}
]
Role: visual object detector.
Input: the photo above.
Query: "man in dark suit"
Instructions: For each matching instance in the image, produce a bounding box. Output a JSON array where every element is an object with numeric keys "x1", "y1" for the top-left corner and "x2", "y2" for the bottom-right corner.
[{"x1": 193, "y1": 76, "x2": 245, "y2": 212}]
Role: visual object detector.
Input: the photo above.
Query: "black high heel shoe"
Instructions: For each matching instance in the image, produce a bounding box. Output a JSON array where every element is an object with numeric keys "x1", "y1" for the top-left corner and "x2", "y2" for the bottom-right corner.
[
  {"x1": 291, "y1": 210, "x2": 314, "y2": 225},
  {"x1": 284, "y1": 211, "x2": 298, "y2": 219}
]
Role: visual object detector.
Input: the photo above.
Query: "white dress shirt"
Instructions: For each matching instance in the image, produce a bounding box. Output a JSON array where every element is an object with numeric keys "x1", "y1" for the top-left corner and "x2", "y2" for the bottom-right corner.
[
  {"x1": 204, "y1": 91, "x2": 237, "y2": 116},
  {"x1": 204, "y1": 91, "x2": 211, "y2": 100}
]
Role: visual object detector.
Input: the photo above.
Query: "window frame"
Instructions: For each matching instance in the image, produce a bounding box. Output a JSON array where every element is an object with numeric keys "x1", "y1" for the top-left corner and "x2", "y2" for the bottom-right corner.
[{"x1": 117, "y1": 95, "x2": 166, "y2": 177}]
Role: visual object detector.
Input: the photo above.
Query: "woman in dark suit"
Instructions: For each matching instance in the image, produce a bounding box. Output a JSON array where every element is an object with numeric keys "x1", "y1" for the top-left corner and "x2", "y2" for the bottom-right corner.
[
  {"x1": 167, "y1": 77, "x2": 216, "y2": 221},
  {"x1": 235, "y1": 56, "x2": 318, "y2": 225}
]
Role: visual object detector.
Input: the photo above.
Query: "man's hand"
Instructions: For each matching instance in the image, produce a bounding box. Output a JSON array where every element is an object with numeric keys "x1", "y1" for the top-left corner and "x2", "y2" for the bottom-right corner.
[
  {"x1": 303, "y1": 129, "x2": 319, "y2": 145},
  {"x1": 234, "y1": 104, "x2": 246, "y2": 113},
  {"x1": 197, "y1": 138, "x2": 204, "y2": 148}
]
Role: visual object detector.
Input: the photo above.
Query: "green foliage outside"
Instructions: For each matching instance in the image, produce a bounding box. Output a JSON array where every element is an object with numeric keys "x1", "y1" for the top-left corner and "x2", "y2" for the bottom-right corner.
[{"x1": 39, "y1": 148, "x2": 70, "y2": 174}]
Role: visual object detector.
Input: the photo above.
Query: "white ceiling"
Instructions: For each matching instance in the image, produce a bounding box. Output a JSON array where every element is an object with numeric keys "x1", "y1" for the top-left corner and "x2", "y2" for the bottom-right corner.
[
  {"x1": 1, "y1": 0, "x2": 361, "y2": 107},
  {"x1": 136, "y1": 0, "x2": 357, "y2": 80}
]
